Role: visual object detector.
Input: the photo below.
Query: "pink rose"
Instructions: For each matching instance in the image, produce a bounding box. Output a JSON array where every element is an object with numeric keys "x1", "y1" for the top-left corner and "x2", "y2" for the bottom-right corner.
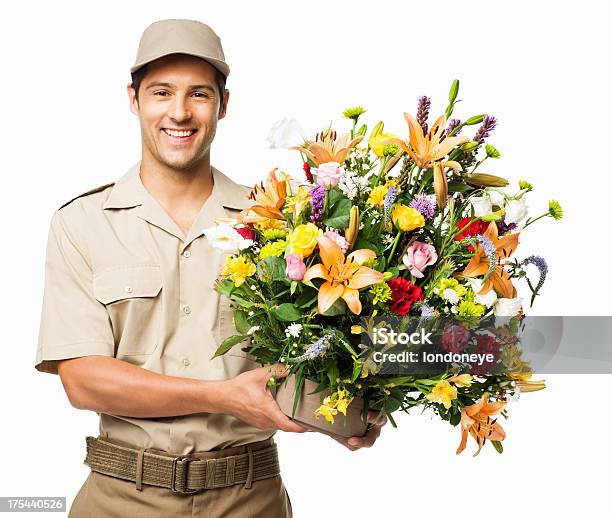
[
  {"x1": 402, "y1": 241, "x2": 437, "y2": 278},
  {"x1": 323, "y1": 230, "x2": 350, "y2": 253},
  {"x1": 285, "y1": 253, "x2": 307, "y2": 281},
  {"x1": 314, "y1": 161, "x2": 344, "y2": 187}
]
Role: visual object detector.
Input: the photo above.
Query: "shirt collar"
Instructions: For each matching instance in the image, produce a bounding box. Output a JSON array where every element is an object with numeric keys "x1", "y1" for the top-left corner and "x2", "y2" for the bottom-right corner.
[{"x1": 103, "y1": 160, "x2": 253, "y2": 211}]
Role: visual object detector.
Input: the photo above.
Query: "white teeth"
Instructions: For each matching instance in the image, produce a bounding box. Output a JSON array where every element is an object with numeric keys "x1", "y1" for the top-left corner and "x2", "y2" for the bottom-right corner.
[{"x1": 163, "y1": 129, "x2": 195, "y2": 137}]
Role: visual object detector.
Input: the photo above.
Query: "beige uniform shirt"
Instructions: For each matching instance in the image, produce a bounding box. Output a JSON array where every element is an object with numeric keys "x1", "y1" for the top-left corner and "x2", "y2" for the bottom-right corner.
[{"x1": 35, "y1": 161, "x2": 274, "y2": 454}]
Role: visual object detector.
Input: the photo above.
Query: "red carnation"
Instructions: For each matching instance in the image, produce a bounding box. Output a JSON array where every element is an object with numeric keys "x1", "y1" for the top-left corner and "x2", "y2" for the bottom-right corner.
[
  {"x1": 455, "y1": 217, "x2": 489, "y2": 252},
  {"x1": 235, "y1": 227, "x2": 255, "y2": 240},
  {"x1": 386, "y1": 277, "x2": 423, "y2": 316},
  {"x1": 303, "y1": 162, "x2": 314, "y2": 184},
  {"x1": 440, "y1": 323, "x2": 471, "y2": 353}
]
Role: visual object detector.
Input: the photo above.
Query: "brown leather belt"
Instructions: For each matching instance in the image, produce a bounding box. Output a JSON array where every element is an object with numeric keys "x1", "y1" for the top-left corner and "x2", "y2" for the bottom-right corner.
[{"x1": 83, "y1": 436, "x2": 280, "y2": 494}]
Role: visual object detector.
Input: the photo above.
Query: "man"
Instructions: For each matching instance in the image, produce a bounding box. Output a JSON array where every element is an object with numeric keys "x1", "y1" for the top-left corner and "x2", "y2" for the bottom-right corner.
[{"x1": 35, "y1": 19, "x2": 386, "y2": 517}]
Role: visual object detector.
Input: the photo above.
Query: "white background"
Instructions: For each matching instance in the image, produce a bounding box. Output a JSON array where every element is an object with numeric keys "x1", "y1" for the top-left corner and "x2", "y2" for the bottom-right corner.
[{"x1": 1, "y1": 1, "x2": 610, "y2": 516}]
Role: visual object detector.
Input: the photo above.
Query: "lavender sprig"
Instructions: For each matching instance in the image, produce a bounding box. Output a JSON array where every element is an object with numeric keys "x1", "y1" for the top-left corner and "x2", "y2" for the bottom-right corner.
[
  {"x1": 475, "y1": 234, "x2": 497, "y2": 281},
  {"x1": 474, "y1": 115, "x2": 498, "y2": 144},
  {"x1": 289, "y1": 331, "x2": 336, "y2": 363},
  {"x1": 384, "y1": 186, "x2": 398, "y2": 223},
  {"x1": 417, "y1": 96, "x2": 431, "y2": 134},
  {"x1": 444, "y1": 118, "x2": 462, "y2": 139},
  {"x1": 522, "y1": 255, "x2": 548, "y2": 306}
]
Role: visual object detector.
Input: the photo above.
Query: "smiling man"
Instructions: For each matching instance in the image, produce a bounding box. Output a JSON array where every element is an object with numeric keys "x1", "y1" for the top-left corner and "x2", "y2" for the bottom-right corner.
[{"x1": 35, "y1": 18, "x2": 386, "y2": 518}]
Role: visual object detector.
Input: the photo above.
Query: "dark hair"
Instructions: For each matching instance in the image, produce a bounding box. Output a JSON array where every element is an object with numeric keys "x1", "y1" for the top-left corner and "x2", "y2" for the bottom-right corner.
[{"x1": 131, "y1": 60, "x2": 227, "y2": 106}]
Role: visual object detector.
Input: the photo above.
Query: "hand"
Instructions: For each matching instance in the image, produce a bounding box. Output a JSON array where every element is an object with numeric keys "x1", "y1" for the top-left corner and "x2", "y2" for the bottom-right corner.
[
  {"x1": 331, "y1": 410, "x2": 388, "y2": 451},
  {"x1": 222, "y1": 363, "x2": 309, "y2": 434}
]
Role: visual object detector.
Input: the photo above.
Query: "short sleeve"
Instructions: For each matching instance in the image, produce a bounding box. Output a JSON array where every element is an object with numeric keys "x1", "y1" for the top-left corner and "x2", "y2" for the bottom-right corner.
[{"x1": 35, "y1": 210, "x2": 115, "y2": 374}]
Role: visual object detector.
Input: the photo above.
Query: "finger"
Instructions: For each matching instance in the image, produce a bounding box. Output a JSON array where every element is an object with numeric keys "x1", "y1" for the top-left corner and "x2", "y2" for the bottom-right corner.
[
  {"x1": 266, "y1": 401, "x2": 308, "y2": 433},
  {"x1": 367, "y1": 409, "x2": 388, "y2": 426},
  {"x1": 267, "y1": 363, "x2": 290, "y2": 379},
  {"x1": 333, "y1": 436, "x2": 360, "y2": 451}
]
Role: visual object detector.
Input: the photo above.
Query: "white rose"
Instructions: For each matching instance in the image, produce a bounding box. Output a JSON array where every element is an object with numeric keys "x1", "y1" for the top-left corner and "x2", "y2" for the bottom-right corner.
[
  {"x1": 469, "y1": 196, "x2": 493, "y2": 217},
  {"x1": 504, "y1": 198, "x2": 529, "y2": 225},
  {"x1": 493, "y1": 297, "x2": 523, "y2": 316},
  {"x1": 266, "y1": 117, "x2": 307, "y2": 149},
  {"x1": 202, "y1": 224, "x2": 253, "y2": 251},
  {"x1": 467, "y1": 279, "x2": 498, "y2": 308}
]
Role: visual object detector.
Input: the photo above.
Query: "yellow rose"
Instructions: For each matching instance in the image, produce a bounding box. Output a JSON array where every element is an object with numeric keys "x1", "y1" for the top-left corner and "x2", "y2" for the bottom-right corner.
[
  {"x1": 288, "y1": 223, "x2": 322, "y2": 258},
  {"x1": 367, "y1": 185, "x2": 388, "y2": 207},
  {"x1": 391, "y1": 205, "x2": 425, "y2": 232}
]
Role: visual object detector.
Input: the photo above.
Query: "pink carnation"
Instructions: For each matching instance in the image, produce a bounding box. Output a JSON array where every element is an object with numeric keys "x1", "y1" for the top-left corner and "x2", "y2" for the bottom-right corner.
[{"x1": 323, "y1": 231, "x2": 350, "y2": 253}]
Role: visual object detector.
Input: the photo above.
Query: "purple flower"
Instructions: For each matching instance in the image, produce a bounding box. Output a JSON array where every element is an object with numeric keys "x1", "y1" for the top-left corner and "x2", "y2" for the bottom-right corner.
[
  {"x1": 384, "y1": 186, "x2": 398, "y2": 222},
  {"x1": 522, "y1": 255, "x2": 548, "y2": 293},
  {"x1": 496, "y1": 220, "x2": 518, "y2": 235},
  {"x1": 474, "y1": 115, "x2": 498, "y2": 144},
  {"x1": 290, "y1": 331, "x2": 336, "y2": 363},
  {"x1": 444, "y1": 118, "x2": 461, "y2": 139},
  {"x1": 409, "y1": 194, "x2": 436, "y2": 220},
  {"x1": 417, "y1": 96, "x2": 431, "y2": 134},
  {"x1": 476, "y1": 234, "x2": 496, "y2": 281},
  {"x1": 310, "y1": 184, "x2": 326, "y2": 224}
]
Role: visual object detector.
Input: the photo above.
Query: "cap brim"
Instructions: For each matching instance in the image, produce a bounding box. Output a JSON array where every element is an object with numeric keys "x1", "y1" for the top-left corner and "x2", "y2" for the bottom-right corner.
[{"x1": 130, "y1": 51, "x2": 229, "y2": 78}]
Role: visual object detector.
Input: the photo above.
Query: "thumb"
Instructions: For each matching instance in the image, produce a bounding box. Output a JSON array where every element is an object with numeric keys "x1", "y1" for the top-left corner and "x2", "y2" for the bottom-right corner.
[{"x1": 267, "y1": 363, "x2": 291, "y2": 380}]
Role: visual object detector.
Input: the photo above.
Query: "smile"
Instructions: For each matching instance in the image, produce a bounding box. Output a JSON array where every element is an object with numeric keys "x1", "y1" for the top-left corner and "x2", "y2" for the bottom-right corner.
[{"x1": 161, "y1": 128, "x2": 198, "y2": 142}]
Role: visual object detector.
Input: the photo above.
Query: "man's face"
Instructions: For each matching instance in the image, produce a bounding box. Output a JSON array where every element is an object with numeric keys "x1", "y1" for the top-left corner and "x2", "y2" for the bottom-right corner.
[{"x1": 128, "y1": 54, "x2": 228, "y2": 171}]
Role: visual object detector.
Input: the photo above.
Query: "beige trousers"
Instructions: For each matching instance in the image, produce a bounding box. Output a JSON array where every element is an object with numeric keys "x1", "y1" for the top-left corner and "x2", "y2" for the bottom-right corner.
[{"x1": 68, "y1": 438, "x2": 293, "y2": 518}]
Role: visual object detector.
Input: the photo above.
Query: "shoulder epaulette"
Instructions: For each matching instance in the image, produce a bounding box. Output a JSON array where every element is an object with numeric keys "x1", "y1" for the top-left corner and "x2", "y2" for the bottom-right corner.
[{"x1": 58, "y1": 182, "x2": 115, "y2": 210}]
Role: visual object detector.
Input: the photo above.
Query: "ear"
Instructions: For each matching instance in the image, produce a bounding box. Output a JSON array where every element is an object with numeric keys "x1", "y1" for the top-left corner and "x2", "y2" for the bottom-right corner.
[
  {"x1": 127, "y1": 83, "x2": 139, "y2": 116},
  {"x1": 218, "y1": 89, "x2": 229, "y2": 120}
]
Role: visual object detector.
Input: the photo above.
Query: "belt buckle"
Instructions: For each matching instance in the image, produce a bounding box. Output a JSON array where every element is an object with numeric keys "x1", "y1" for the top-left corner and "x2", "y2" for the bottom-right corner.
[{"x1": 171, "y1": 455, "x2": 198, "y2": 494}]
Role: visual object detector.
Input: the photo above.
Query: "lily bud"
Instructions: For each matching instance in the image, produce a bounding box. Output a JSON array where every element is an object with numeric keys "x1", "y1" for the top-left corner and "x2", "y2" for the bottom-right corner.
[
  {"x1": 356, "y1": 123, "x2": 367, "y2": 137},
  {"x1": 369, "y1": 121, "x2": 384, "y2": 140},
  {"x1": 449, "y1": 79, "x2": 459, "y2": 103},
  {"x1": 464, "y1": 114, "x2": 485, "y2": 125},
  {"x1": 345, "y1": 205, "x2": 360, "y2": 245},
  {"x1": 461, "y1": 141, "x2": 479, "y2": 152},
  {"x1": 433, "y1": 162, "x2": 448, "y2": 208},
  {"x1": 383, "y1": 271, "x2": 394, "y2": 281},
  {"x1": 466, "y1": 173, "x2": 509, "y2": 187},
  {"x1": 481, "y1": 209, "x2": 505, "y2": 222}
]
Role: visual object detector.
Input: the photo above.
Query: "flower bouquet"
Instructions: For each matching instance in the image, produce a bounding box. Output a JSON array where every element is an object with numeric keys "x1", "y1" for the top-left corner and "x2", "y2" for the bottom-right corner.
[{"x1": 205, "y1": 80, "x2": 562, "y2": 455}]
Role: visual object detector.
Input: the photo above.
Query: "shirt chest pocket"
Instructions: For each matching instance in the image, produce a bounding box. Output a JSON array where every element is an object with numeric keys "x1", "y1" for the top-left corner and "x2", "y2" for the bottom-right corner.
[{"x1": 93, "y1": 265, "x2": 163, "y2": 356}]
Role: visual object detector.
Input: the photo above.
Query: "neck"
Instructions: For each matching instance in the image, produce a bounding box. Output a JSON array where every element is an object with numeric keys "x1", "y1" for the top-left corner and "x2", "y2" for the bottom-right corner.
[{"x1": 138, "y1": 152, "x2": 214, "y2": 208}]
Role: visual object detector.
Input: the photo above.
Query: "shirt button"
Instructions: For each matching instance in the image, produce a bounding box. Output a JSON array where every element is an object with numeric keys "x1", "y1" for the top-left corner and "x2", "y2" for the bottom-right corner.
[
  {"x1": 125, "y1": 286, "x2": 133, "y2": 293},
  {"x1": 183, "y1": 250, "x2": 191, "y2": 258},
  {"x1": 183, "y1": 305, "x2": 192, "y2": 315},
  {"x1": 183, "y1": 358, "x2": 191, "y2": 367}
]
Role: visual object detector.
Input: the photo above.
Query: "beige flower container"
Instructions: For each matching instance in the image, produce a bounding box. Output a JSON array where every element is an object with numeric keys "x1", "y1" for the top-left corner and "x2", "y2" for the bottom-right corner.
[{"x1": 272, "y1": 374, "x2": 368, "y2": 439}]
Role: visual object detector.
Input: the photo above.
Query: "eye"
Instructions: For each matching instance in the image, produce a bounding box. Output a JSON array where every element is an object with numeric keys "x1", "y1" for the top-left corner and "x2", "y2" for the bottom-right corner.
[
  {"x1": 154, "y1": 91, "x2": 170, "y2": 97},
  {"x1": 193, "y1": 92, "x2": 211, "y2": 99}
]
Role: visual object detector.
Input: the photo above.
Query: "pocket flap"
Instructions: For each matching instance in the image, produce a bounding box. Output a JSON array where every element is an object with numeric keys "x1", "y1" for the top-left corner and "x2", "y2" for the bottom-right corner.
[{"x1": 93, "y1": 264, "x2": 162, "y2": 304}]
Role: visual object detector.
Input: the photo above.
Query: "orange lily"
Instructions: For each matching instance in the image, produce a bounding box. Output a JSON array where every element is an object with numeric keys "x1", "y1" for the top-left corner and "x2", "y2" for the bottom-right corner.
[
  {"x1": 290, "y1": 128, "x2": 363, "y2": 166},
  {"x1": 238, "y1": 168, "x2": 288, "y2": 223},
  {"x1": 456, "y1": 393, "x2": 506, "y2": 456},
  {"x1": 433, "y1": 159, "x2": 464, "y2": 208},
  {"x1": 389, "y1": 113, "x2": 470, "y2": 169},
  {"x1": 303, "y1": 235, "x2": 384, "y2": 315},
  {"x1": 460, "y1": 221, "x2": 520, "y2": 299}
]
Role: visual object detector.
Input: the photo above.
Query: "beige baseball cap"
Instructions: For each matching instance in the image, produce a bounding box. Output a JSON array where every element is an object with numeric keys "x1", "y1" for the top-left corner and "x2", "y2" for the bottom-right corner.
[{"x1": 131, "y1": 19, "x2": 230, "y2": 78}]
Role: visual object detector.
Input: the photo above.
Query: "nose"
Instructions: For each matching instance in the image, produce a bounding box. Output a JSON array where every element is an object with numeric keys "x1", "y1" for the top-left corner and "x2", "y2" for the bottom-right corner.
[{"x1": 167, "y1": 93, "x2": 192, "y2": 123}]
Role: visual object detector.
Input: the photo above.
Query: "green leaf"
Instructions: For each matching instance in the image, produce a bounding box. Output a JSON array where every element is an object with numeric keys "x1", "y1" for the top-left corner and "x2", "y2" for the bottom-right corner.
[
  {"x1": 351, "y1": 360, "x2": 362, "y2": 382},
  {"x1": 270, "y1": 303, "x2": 302, "y2": 322},
  {"x1": 256, "y1": 256, "x2": 288, "y2": 283},
  {"x1": 211, "y1": 334, "x2": 249, "y2": 359},
  {"x1": 323, "y1": 198, "x2": 351, "y2": 230},
  {"x1": 447, "y1": 181, "x2": 473, "y2": 193},
  {"x1": 233, "y1": 310, "x2": 251, "y2": 334},
  {"x1": 326, "y1": 362, "x2": 339, "y2": 386}
]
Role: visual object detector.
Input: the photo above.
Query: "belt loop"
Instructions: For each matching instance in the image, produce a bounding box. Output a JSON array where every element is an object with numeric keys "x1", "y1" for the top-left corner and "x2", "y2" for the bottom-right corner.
[
  {"x1": 135, "y1": 448, "x2": 145, "y2": 491},
  {"x1": 243, "y1": 447, "x2": 254, "y2": 489},
  {"x1": 205, "y1": 459, "x2": 217, "y2": 489}
]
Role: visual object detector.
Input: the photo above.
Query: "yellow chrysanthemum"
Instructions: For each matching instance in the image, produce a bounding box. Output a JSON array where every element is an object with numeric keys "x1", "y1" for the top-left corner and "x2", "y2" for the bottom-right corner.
[
  {"x1": 287, "y1": 223, "x2": 322, "y2": 258},
  {"x1": 255, "y1": 219, "x2": 287, "y2": 231},
  {"x1": 426, "y1": 379, "x2": 458, "y2": 409},
  {"x1": 391, "y1": 205, "x2": 425, "y2": 232},
  {"x1": 221, "y1": 255, "x2": 256, "y2": 287}
]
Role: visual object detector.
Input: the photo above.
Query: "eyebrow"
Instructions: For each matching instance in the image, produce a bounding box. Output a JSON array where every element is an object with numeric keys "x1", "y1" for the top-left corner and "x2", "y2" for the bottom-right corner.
[{"x1": 145, "y1": 82, "x2": 216, "y2": 93}]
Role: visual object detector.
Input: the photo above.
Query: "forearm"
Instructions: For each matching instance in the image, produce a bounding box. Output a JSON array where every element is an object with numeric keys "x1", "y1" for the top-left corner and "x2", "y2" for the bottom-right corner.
[{"x1": 58, "y1": 355, "x2": 228, "y2": 418}]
